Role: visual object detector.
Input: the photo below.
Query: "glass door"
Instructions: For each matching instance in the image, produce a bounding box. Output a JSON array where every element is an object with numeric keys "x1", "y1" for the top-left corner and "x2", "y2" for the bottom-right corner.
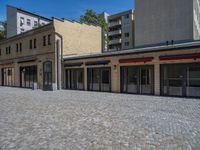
[
  {"x1": 140, "y1": 67, "x2": 153, "y2": 94},
  {"x1": 161, "y1": 65, "x2": 184, "y2": 97},
  {"x1": 186, "y1": 66, "x2": 200, "y2": 97},
  {"x1": 87, "y1": 68, "x2": 111, "y2": 92},
  {"x1": 101, "y1": 69, "x2": 111, "y2": 92},
  {"x1": 66, "y1": 69, "x2": 84, "y2": 90},
  {"x1": 20, "y1": 66, "x2": 37, "y2": 88},
  {"x1": 92, "y1": 68, "x2": 100, "y2": 91},
  {"x1": 121, "y1": 66, "x2": 154, "y2": 95},
  {"x1": 127, "y1": 67, "x2": 138, "y2": 93}
]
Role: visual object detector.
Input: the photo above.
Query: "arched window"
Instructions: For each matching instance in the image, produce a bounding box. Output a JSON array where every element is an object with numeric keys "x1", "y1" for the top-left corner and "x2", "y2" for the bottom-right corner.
[{"x1": 43, "y1": 61, "x2": 52, "y2": 90}]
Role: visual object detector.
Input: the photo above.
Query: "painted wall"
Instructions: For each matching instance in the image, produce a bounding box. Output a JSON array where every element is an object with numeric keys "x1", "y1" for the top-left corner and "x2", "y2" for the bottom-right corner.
[
  {"x1": 53, "y1": 18, "x2": 102, "y2": 56},
  {"x1": 135, "y1": 0, "x2": 194, "y2": 47}
]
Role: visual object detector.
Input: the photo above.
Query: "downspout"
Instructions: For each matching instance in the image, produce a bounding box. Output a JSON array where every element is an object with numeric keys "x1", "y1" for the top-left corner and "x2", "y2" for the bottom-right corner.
[{"x1": 54, "y1": 31, "x2": 63, "y2": 90}]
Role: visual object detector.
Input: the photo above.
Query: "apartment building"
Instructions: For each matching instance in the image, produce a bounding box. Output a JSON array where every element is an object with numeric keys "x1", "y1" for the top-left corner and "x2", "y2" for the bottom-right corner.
[
  {"x1": 7, "y1": 5, "x2": 51, "y2": 38},
  {"x1": 0, "y1": 18, "x2": 102, "y2": 90},
  {"x1": 107, "y1": 10, "x2": 134, "y2": 51},
  {"x1": 135, "y1": 0, "x2": 200, "y2": 48}
]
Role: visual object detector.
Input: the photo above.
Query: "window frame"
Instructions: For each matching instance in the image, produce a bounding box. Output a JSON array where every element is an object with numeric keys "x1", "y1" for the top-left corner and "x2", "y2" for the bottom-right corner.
[
  {"x1": 29, "y1": 39, "x2": 32, "y2": 49},
  {"x1": 48, "y1": 34, "x2": 51, "y2": 45},
  {"x1": 16, "y1": 43, "x2": 19, "y2": 52},
  {"x1": 20, "y1": 43, "x2": 22, "y2": 52},
  {"x1": 27, "y1": 19, "x2": 31, "y2": 26},
  {"x1": 34, "y1": 38, "x2": 37, "y2": 48},
  {"x1": 20, "y1": 17, "x2": 24, "y2": 26},
  {"x1": 43, "y1": 36, "x2": 46, "y2": 46},
  {"x1": 124, "y1": 32, "x2": 130, "y2": 38},
  {"x1": 125, "y1": 42, "x2": 130, "y2": 46}
]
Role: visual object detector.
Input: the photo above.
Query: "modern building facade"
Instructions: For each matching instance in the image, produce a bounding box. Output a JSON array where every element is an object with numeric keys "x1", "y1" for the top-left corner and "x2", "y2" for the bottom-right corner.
[
  {"x1": 135, "y1": 0, "x2": 200, "y2": 48},
  {"x1": 63, "y1": 42, "x2": 200, "y2": 98},
  {"x1": 0, "y1": 18, "x2": 102, "y2": 90},
  {"x1": 107, "y1": 10, "x2": 134, "y2": 51},
  {"x1": 7, "y1": 5, "x2": 51, "y2": 38}
]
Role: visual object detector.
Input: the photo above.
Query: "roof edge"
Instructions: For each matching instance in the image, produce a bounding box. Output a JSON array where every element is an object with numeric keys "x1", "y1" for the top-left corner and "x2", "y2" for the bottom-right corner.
[{"x1": 63, "y1": 41, "x2": 200, "y2": 61}]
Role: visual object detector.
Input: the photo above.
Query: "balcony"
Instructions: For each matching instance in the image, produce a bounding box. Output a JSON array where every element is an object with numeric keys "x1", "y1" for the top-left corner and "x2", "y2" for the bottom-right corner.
[
  {"x1": 108, "y1": 47, "x2": 121, "y2": 51},
  {"x1": 109, "y1": 38, "x2": 122, "y2": 45},
  {"x1": 108, "y1": 29, "x2": 122, "y2": 36},
  {"x1": 108, "y1": 20, "x2": 121, "y2": 27}
]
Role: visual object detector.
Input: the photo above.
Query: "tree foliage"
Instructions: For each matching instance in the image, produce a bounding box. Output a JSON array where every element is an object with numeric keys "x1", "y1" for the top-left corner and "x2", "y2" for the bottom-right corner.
[
  {"x1": 80, "y1": 9, "x2": 108, "y2": 33},
  {"x1": 0, "y1": 21, "x2": 7, "y2": 40}
]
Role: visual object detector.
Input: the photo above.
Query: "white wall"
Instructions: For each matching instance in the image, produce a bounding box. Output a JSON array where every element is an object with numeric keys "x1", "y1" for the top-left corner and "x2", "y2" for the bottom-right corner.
[
  {"x1": 7, "y1": 6, "x2": 50, "y2": 38},
  {"x1": 16, "y1": 12, "x2": 50, "y2": 35}
]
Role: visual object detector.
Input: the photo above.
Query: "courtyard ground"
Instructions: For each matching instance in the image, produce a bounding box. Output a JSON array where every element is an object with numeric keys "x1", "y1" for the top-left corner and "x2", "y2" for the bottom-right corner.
[{"x1": 0, "y1": 87, "x2": 200, "y2": 150}]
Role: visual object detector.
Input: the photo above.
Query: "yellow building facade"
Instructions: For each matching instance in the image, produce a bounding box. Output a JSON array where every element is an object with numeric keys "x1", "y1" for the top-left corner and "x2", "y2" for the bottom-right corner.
[
  {"x1": 63, "y1": 43, "x2": 200, "y2": 98},
  {"x1": 0, "y1": 18, "x2": 102, "y2": 90}
]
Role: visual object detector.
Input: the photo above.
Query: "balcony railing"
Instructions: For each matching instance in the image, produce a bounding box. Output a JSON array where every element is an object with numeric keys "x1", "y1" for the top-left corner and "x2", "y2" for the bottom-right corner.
[
  {"x1": 108, "y1": 29, "x2": 122, "y2": 36},
  {"x1": 108, "y1": 47, "x2": 121, "y2": 51},
  {"x1": 109, "y1": 38, "x2": 122, "y2": 45},
  {"x1": 108, "y1": 20, "x2": 121, "y2": 27}
]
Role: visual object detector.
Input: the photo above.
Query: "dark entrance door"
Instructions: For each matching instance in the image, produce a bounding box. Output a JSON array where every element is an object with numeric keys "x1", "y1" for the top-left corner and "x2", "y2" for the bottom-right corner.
[
  {"x1": 43, "y1": 61, "x2": 52, "y2": 91},
  {"x1": 87, "y1": 67, "x2": 111, "y2": 92},
  {"x1": 66, "y1": 69, "x2": 84, "y2": 90},
  {"x1": 1, "y1": 68, "x2": 4, "y2": 86},
  {"x1": 161, "y1": 63, "x2": 200, "y2": 98},
  {"x1": 20, "y1": 66, "x2": 37, "y2": 88},
  {"x1": 121, "y1": 66, "x2": 154, "y2": 95}
]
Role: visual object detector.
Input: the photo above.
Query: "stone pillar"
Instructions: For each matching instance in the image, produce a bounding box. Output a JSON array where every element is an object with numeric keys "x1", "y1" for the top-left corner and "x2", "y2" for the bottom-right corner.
[
  {"x1": 14, "y1": 61, "x2": 20, "y2": 87},
  {"x1": 84, "y1": 67, "x2": 87, "y2": 91},
  {"x1": 62, "y1": 66, "x2": 66, "y2": 89},
  {"x1": 0, "y1": 66, "x2": 2, "y2": 86},
  {"x1": 154, "y1": 63, "x2": 160, "y2": 96},
  {"x1": 111, "y1": 59, "x2": 120, "y2": 93}
]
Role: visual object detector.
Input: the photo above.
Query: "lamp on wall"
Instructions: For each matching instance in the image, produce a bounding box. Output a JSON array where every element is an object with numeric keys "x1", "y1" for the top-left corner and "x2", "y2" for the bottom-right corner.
[{"x1": 113, "y1": 65, "x2": 117, "y2": 70}]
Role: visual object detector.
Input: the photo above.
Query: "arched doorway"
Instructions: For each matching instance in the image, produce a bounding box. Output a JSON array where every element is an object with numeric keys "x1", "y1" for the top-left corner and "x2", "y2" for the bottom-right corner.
[{"x1": 43, "y1": 61, "x2": 52, "y2": 90}]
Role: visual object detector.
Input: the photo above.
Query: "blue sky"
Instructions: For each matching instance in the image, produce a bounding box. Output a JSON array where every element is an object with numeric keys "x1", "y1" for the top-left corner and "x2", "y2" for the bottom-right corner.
[{"x1": 0, "y1": 0, "x2": 134, "y2": 21}]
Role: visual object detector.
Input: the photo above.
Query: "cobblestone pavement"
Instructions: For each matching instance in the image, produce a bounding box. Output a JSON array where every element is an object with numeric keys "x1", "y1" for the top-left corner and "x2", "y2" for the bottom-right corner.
[{"x1": 0, "y1": 87, "x2": 200, "y2": 150}]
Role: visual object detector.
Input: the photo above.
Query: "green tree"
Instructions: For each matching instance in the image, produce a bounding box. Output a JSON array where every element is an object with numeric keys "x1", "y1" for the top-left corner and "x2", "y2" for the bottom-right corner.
[
  {"x1": 80, "y1": 9, "x2": 108, "y2": 33},
  {"x1": 0, "y1": 21, "x2": 7, "y2": 40}
]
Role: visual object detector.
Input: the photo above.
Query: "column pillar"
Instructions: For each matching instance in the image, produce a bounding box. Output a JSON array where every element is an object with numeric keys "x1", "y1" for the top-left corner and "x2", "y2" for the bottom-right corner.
[
  {"x1": 154, "y1": 63, "x2": 160, "y2": 96},
  {"x1": 0, "y1": 66, "x2": 2, "y2": 86},
  {"x1": 14, "y1": 61, "x2": 20, "y2": 87},
  {"x1": 111, "y1": 59, "x2": 120, "y2": 93},
  {"x1": 84, "y1": 67, "x2": 87, "y2": 91}
]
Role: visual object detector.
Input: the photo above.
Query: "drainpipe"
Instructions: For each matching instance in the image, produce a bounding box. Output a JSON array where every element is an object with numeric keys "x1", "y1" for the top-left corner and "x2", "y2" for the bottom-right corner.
[{"x1": 54, "y1": 32, "x2": 63, "y2": 90}]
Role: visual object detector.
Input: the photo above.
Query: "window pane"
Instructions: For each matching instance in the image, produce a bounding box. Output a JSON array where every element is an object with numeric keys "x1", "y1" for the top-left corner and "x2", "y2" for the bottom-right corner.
[{"x1": 102, "y1": 70, "x2": 109, "y2": 84}]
